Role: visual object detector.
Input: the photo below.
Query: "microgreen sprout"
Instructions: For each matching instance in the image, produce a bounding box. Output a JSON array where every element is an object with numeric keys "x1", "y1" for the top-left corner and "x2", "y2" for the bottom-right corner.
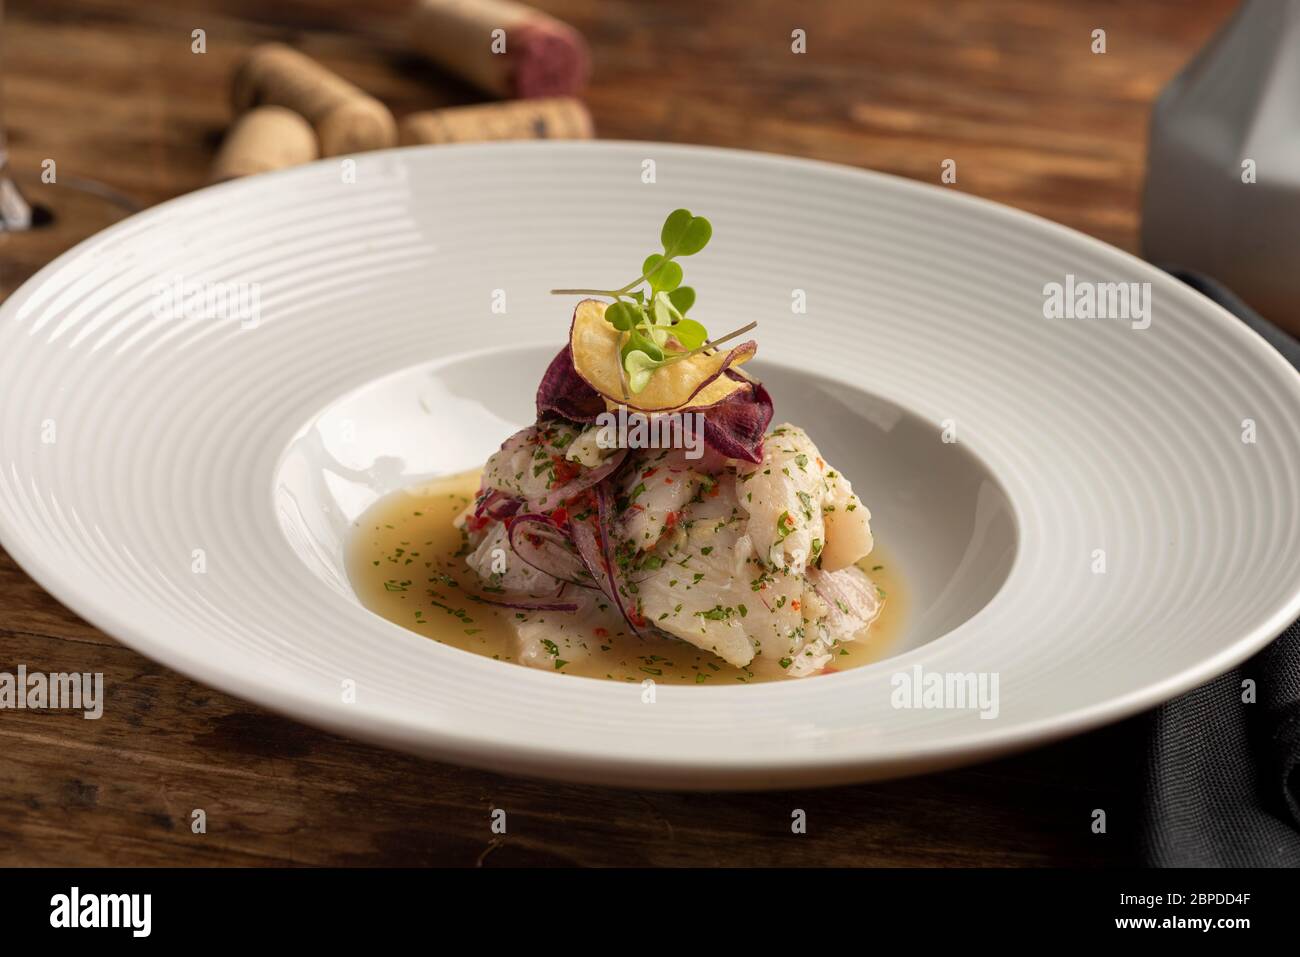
[{"x1": 551, "y1": 209, "x2": 757, "y2": 394}]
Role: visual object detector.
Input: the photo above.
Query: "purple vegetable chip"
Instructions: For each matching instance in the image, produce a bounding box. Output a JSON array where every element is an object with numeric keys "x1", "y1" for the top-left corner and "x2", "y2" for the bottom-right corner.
[
  {"x1": 535, "y1": 343, "x2": 774, "y2": 462},
  {"x1": 699, "y1": 374, "x2": 774, "y2": 464},
  {"x1": 536, "y1": 345, "x2": 604, "y2": 423}
]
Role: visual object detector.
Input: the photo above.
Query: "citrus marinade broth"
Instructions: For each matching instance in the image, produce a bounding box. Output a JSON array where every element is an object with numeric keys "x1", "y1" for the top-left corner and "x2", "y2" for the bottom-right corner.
[{"x1": 346, "y1": 470, "x2": 905, "y2": 684}]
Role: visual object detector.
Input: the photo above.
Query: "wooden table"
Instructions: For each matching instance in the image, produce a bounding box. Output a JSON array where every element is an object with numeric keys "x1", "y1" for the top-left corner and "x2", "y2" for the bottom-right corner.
[{"x1": 0, "y1": 0, "x2": 1238, "y2": 866}]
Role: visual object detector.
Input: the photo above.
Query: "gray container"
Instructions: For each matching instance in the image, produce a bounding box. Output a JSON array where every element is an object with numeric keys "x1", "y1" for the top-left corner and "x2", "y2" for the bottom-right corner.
[{"x1": 1141, "y1": 0, "x2": 1300, "y2": 335}]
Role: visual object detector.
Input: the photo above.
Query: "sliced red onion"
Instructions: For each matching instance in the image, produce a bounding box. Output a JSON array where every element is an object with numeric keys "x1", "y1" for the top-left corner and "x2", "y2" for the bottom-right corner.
[
  {"x1": 496, "y1": 423, "x2": 540, "y2": 457},
  {"x1": 475, "y1": 488, "x2": 522, "y2": 522},
  {"x1": 569, "y1": 510, "x2": 612, "y2": 595},
  {"x1": 527, "y1": 447, "x2": 628, "y2": 512},
  {"x1": 566, "y1": 498, "x2": 638, "y2": 634},
  {"x1": 506, "y1": 513, "x2": 594, "y2": 588},
  {"x1": 471, "y1": 593, "x2": 579, "y2": 612},
  {"x1": 486, "y1": 497, "x2": 521, "y2": 521},
  {"x1": 569, "y1": 509, "x2": 603, "y2": 574},
  {"x1": 595, "y1": 482, "x2": 643, "y2": 634}
]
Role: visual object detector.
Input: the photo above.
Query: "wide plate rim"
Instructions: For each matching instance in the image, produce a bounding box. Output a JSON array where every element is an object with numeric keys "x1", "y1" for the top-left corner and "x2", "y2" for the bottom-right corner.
[{"x1": 3, "y1": 139, "x2": 1299, "y2": 789}]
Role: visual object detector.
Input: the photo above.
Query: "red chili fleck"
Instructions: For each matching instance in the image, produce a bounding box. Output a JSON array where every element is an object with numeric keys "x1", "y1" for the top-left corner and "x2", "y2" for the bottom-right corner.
[
  {"x1": 552, "y1": 457, "x2": 580, "y2": 484},
  {"x1": 550, "y1": 507, "x2": 568, "y2": 526},
  {"x1": 594, "y1": 627, "x2": 608, "y2": 638},
  {"x1": 791, "y1": 599, "x2": 801, "y2": 611},
  {"x1": 664, "y1": 511, "x2": 679, "y2": 529},
  {"x1": 641, "y1": 467, "x2": 659, "y2": 479}
]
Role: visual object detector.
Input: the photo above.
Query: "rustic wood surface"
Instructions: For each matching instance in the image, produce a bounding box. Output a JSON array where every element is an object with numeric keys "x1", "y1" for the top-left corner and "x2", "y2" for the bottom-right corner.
[{"x1": 0, "y1": 0, "x2": 1238, "y2": 866}]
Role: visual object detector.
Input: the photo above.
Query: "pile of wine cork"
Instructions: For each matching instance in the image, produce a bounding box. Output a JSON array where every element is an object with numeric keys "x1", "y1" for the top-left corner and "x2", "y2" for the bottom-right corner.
[{"x1": 212, "y1": 0, "x2": 594, "y2": 183}]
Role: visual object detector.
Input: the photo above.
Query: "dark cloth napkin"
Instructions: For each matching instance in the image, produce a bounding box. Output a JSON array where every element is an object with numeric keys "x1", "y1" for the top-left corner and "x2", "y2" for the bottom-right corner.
[{"x1": 1138, "y1": 269, "x2": 1300, "y2": 867}]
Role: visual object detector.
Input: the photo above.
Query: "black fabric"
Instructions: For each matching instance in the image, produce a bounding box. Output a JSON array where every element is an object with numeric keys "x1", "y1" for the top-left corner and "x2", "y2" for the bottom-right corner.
[{"x1": 1138, "y1": 269, "x2": 1300, "y2": 867}]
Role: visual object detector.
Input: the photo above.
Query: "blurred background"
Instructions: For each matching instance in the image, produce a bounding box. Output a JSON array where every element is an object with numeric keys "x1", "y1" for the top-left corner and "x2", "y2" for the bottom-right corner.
[{"x1": 1, "y1": 0, "x2": 1240, "y2": 296}]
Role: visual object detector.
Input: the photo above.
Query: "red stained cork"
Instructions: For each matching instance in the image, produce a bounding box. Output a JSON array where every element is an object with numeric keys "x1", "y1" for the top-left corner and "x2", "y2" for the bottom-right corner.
[
  {"x1": 411, "y1": 0, "x2": 591, "y2": 99},
  {"x1": 510, "y1": 20, "x2": 590, "y2": 98}
]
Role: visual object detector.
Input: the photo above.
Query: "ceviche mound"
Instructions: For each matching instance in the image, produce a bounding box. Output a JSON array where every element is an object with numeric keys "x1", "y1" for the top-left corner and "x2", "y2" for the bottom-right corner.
[{"x1": 453, "y1": 209, "x2": 884, "y2": 679}]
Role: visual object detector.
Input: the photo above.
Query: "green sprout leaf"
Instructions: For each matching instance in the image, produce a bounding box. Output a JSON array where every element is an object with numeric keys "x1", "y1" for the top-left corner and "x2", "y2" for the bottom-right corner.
[
  {"x1": 624, "y1": 350, "x2": 660, "y2": 393},
  {"x1": 621, "y1": 328, "x2": 663, "y2": 363},
  {"x1": 652, "y1": 291, "x2": 677, "y2": 326},
  {"x1": 667, "y1": 286, "x2": 695, "y2": 315},
  {"x1": 605, "y1": 300, "x2": 641, "y2": 331},
  {"x1": 642, "y1": 254, "x2": 683, "y2": 294},
  {"x1": 660, "y1": 209, "x2": 712, "y2": 258},
  {"x1": 669, "y1": 317, "x2": 708, "y2": 350}
]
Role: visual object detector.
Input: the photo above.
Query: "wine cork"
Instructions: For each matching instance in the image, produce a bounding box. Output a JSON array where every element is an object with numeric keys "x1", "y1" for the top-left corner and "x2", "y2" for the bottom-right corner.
[
  {"x1": 410, "y1": 0, "x2": 590, "y2": 99},
  {"x1": 399, "y1": 97, "x2": 593, "y2": 145},
  {"x1": 210, "y1": 106, "x2": 320, "y2": 182},
  {"x1": 232, "y1": 43, "x2": 397, "y2": 156}
]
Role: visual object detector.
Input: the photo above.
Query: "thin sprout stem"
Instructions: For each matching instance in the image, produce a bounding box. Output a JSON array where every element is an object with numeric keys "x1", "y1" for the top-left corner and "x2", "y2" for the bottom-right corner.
[
  {"x1": 613, "y1": 258, "x2": 676, "y2": 296},
  {"x1": 616, "y1": 331, "x2": 630, "y2": 400},
  {"x1": 701, "y1": 321, "x2": 758, "y2": 350},
  {"x1": 658, "y1": 321, "x2": 758, "y2": 365},
  {"x1": 552, "y1": 258, "x2": 677, "y2": 299},
  {"x1": 612, "y1": 274, "x2": 651, "y2": 296}
]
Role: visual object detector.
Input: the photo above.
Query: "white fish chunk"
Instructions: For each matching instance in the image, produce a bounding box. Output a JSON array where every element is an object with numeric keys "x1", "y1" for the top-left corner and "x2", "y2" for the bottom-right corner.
[
  {"x1": 481, "y1": 420, "x2": 600, "y2": 503},
  {"x1": 739, "y1": 424, "x2": 872, "y2": 573},
  {"x1": 463, "y1": 520, "x2": 561, "y2": 595},
  {"x1": 613, "y1": 449, "x2": 702, "y2": 550},
  {"x1": 515, "y1": 610, "x2": 599, "y2": 671}
]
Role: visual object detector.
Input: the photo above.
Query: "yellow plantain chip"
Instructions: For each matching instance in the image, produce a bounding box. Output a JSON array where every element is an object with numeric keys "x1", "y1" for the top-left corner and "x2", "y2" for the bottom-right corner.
[{"x1": 570, "y1": 299, "x2": 753, "y2": 412}]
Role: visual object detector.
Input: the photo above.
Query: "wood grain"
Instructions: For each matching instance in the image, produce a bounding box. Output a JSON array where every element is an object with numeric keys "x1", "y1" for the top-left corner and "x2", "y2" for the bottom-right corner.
[{"x1": 0, "y1": 0, "x2": 1237, "y2": 866}]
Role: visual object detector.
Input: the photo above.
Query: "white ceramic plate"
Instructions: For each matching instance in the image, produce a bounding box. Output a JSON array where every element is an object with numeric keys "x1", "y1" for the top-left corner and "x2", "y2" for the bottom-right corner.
[{"x1": 3, "y1": 142, "x2": 1299, "y2": 789}]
